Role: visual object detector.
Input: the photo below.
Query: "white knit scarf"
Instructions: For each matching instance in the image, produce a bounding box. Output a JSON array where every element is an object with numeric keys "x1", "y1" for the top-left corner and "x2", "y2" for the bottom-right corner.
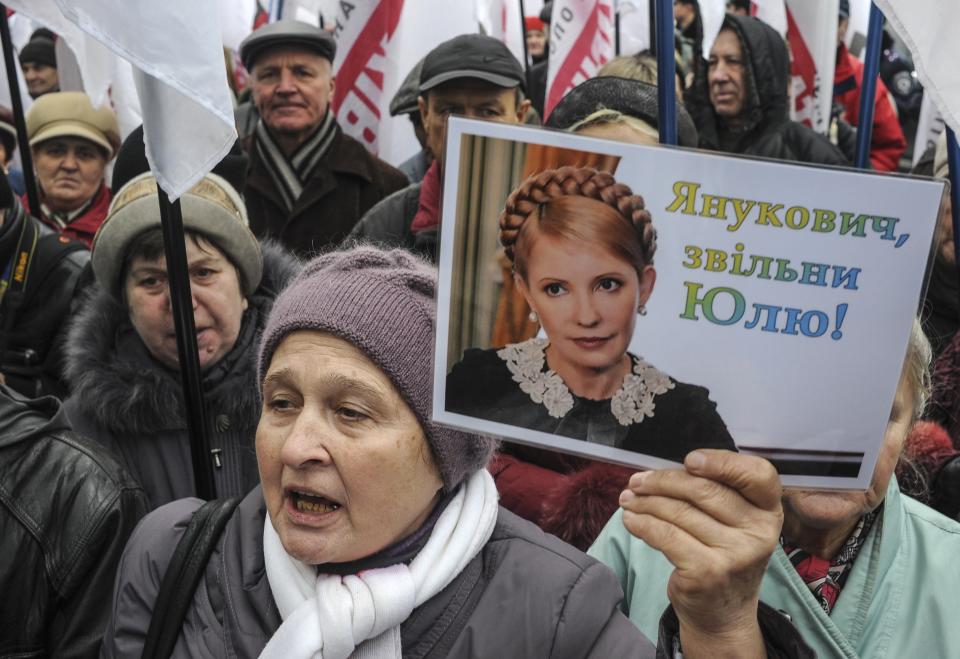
[{"x1": 259, "y1": 470, "x2": 499, "y2": 659}]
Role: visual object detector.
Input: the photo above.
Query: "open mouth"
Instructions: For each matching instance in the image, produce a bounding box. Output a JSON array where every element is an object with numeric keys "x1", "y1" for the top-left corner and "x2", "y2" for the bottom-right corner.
[{"x1": 290, "y1": 490, "x2": 342, "y2": 514}]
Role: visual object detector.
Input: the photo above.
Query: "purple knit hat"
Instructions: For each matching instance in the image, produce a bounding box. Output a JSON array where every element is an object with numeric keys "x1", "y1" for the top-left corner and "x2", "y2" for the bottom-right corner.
[{"x1": 258, "y1": 245, "x2": 496, "y2": 491}]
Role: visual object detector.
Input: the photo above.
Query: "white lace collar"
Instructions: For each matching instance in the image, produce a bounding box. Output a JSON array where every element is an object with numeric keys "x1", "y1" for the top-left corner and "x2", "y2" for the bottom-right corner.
[{"x1": 496, "y1": 337, "x2": 675, "y2": 425}]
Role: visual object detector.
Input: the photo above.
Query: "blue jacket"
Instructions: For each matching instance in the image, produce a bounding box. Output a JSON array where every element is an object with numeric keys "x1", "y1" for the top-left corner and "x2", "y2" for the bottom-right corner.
[{"x1": 589, "y1": 478, "x2": 960, "y2": 658}]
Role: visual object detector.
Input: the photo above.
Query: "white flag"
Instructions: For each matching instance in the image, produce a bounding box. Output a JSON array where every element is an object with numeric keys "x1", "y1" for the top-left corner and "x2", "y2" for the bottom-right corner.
[
  {"x1": 750, "y1": 0, "x2": 787, "y2": 37},
  {"x1": 545, "y1": 0, "x2": 615, "y2": 119},
  {"x1": 9, "y1": 0, "x2": 237, "y2": 199},
  {"x1": 698, "y1": 0, "x2": 728, "y2": 59},
  {"x1": 785, "y1": 0, "x2": 838, "y2": 135},
  {"x1": 913, "y1": 93, "x2": 944, "y2": 168},
  {"x1": 875, "y1": 0, "x2": 960, "y2": 137},
  {"x1": 617, "y1": 1, "x2": 651, "y2": 56},
  {"x1": 476, "y1": 0, "x2": 525, "y2": 67}
]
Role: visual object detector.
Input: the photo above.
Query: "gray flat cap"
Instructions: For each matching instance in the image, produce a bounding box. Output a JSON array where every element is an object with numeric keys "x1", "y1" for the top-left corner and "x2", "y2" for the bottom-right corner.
[
  {"x1": 390, "y1": 59, "x2": 425, "y2": 116},
  {"x1": 239, "y1": 20, "x2": 336, "y2": 71}
]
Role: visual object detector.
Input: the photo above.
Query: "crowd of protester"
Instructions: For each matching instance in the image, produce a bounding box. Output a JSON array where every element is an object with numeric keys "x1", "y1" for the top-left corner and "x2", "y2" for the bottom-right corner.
[{"x1": 2, "y1": 2, "x2": 960, "y2": 656}]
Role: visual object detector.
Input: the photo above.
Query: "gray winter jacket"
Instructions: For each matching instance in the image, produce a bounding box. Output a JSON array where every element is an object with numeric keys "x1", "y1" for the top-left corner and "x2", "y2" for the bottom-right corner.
[
  {"x1": 62, "y1": 242, "x2": 300, "y2": 509},
  {"x1": 102, "y1": 486, "x2": 656, "y2": 659},
  {"x1": 347, "y1": 183, "x2": 440, "y2": 260}
]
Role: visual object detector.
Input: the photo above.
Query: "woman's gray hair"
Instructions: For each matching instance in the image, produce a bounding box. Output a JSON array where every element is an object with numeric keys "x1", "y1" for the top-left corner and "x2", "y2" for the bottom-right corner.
[{"x1": 905, "y1": 317, "x2": 932, "y2": 419}]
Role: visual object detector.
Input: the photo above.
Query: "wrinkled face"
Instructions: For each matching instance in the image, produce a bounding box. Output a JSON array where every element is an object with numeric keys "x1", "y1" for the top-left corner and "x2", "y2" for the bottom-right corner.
[
  {"x1": 935, "y1": 194, "x2": 955, "y2": 267},
  {"x1": 418, "y1": 78, "x2": 528, "y2": 167},
  {"x1": 526, "y1": 29, "x2": 547, "y2": 58},
  {"x1": 124, "y1": 237, "x2": 248, "y2": 371},
  {"x1": 782, "y1": 368, "x2": 914, "y2": 537},
  {"x1": 22, "y1": 62, "x2": 59, "y2": 98},
  {"x1": 708, "y1": 29, "x2": 748, "y2": 119},
  {"x1": 251, "y1": 47, "x2": 335, "y2": 144},
  {"x1": 33, "y1": 137, "x2": 108, "y2": 213},
  {"x1": 517, "y1": 232, "x2": 654, "y2": 373},
  {"x1": 257, "y1": 331, "x2": 444, "y2": 565}
]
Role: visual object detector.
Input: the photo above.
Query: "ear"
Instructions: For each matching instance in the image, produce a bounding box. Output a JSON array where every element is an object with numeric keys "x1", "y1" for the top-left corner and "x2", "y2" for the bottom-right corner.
[
  {"x1": 516, "y1": 98, "x2": 532, "y2": 124},
  {"x1": 328, "y1": 74, "x2": 336, "y2": 99},
  {"x1": 514, "y1": 270, "x2": 536, "y2": 311},
  {"x1": 637, "y1": 265, "x2": 657, "y2": 306},
  {"x1": 417, "y1": 95, "x2": 428, "y2": 126},
  {"x1": 242, "y1": 297, "x2": 249, "y2": 311}
]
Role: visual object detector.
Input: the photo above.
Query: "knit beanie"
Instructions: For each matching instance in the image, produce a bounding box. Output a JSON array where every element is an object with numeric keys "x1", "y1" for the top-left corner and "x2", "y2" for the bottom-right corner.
[
  {"x1": 19, "y1": 36, "x2": 56, "y2": 69},
  {"x1": 258, "y1": 245, "x2": 497, "y2": 491}
]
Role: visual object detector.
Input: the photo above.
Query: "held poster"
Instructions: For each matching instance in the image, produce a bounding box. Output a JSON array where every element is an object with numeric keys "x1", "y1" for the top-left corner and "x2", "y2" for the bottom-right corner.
[{"x1": 432, "y1": 118, "x2": 945, "y2": 489}]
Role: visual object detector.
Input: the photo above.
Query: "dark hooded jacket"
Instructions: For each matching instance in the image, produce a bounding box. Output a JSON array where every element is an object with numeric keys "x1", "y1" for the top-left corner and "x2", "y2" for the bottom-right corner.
[
  {"x1": 62, "y1": 242, "x2": 300, "y2": 509},
  {"x1": 685, "y1": 15, "x2": 848, "y2": 166},
  {"x1": 0, "y1": 386, "x2": 148, "y2": 658}
]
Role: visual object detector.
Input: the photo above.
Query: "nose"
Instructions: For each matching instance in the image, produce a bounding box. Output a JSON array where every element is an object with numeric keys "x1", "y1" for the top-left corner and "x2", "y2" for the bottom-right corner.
[
  {"x1": 280, "y1": 410, "x2": 333, "y2": 469},
  {"x1": 277, "y1": 68, "x2": 297, "y2": 94},
  {"x1": 573, "y1": 290, "x2": 601, "y2": 327},
  {"x1": 60, "y1": 150, "x2": 79, "y2": 170}
]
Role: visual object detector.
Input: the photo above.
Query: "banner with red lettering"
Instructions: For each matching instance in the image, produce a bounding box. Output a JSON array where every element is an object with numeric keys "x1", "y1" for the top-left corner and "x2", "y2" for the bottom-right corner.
[
  {"x1": 544, "y1": 0, "x2": 614, "y2": 119},
  {"x1": 785, "y1": 0, "x2": 838, "y2": 135},
  {"x1": 330, "y1": 0, "x2": 404, "y2": 155}
]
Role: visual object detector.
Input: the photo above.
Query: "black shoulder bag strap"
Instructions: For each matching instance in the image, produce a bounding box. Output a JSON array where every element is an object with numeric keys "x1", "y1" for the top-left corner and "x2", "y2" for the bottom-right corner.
[
  {"x1": 0, "y1": 218, "x2": 39, "y2": 362},
  {"x1": 141, "y1": 497, "x2": 242, "y2": 659}
]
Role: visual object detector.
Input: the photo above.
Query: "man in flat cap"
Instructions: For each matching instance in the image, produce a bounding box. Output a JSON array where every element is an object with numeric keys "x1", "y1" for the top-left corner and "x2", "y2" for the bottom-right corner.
[
  {"x1": 239, "y1": 20, "x2": 408, "y2": 257},
  {"x1": 19, "y1": 29, "x2": 60, "y2": 99},
  {"x1": 348, "y1": 33, "x2": 530, "y2": 260},
  {"x1": 25, "y1": 91, "x2": 120, "y2": 246}
]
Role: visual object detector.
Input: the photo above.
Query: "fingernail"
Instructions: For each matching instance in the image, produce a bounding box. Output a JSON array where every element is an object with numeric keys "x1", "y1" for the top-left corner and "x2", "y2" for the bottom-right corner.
[
  {"x1": 619, "y1": 489, "x2": 635, "y2": 505},
  {"x1": 629, "y1": 471, "x2": 649, "y2": 488},
  {"x1": 685, "y1": 451, "x2": 706, "y2": 471}
]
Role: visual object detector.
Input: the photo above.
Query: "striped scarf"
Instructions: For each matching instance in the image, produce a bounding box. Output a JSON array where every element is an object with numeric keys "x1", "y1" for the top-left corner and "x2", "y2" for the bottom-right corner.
[
  {"x1": 781, "y1": 508, "x2": 879, "y2": 615},
  {"x1": 255, "y1": 110, "x2": 338, "y2": 211}
]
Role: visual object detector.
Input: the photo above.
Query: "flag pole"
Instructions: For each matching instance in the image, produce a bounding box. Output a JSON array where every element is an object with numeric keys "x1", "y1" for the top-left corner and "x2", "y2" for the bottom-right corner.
[
  {"x1": 0, "y1": 5, "x2": 40, "y2": 212},
  {"x1": 853, "y1": 3, "x2": 884, "y2": 169},
  {"x1": 518, "y1": 0, "x2": 530, "y2": 76},
  {"x1": 655, "y1": 0, "x2": 677, "y2": 145},
  {"x1": 947, "y1": 129, "x2": 960, "y2": 279},
  {"x1": 156, "y1": 186, "x2": 217, "y2": 501}
]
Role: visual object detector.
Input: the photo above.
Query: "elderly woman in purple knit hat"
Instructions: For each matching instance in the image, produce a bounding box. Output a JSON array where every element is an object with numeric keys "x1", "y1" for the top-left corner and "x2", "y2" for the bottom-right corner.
[{"x1": 101, "y1": 245, "x2": 811, "y2": 659}]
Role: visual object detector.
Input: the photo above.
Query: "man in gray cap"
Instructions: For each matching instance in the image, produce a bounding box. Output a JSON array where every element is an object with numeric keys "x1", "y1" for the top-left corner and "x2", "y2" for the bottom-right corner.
[
  {"x1": 239, "y1": 20, "x2": 408, "y2": 258},
  {"x1": 348, "y1": 33, "x2": 530, "y2": 260}
]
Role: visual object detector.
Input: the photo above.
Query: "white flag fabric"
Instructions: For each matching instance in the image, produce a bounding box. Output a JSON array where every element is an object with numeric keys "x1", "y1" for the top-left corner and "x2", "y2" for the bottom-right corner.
[
  {"x1": 844, "y1": 0, "x2": 872, "y2": 52},
  {"x1": 698, "y1": 0, "x2": 727, "y2": 59},
  {"x1": 750, "y1": 0, "x2": 787, "y2": 37},
  {"x1": 875, "y1": 0, "x2": 960, "y2": 137},
  {"x1": 786, "y1": 0, "x2": 838, "y2": 134},
  {"x1": 219, "y1": 0, "x2": 259, "y2": 51},
  {"x1": 913, "y1": 93, "x2": 945, "y2": 167},
  {"x1": 330, "y1": 0, "x2": 404, "y2": 155},
  {"x1": 10, "y1": 0, "x2": 237, "y2": 199},
  {"x1": 617, "y1": 1, "x2": 651, "y2": 56},
  {"x1": 476, "y1": 0, "x2": 525, "y2": 68},
  {"x1": 544, "y1": 0, "x2": 615, "y2": 119}
]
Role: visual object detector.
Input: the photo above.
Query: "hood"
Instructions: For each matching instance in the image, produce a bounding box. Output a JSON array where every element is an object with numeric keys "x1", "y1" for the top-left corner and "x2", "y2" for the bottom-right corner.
[
  {"x1": 685, "y1": 13, "x2": 790, "y2": 149},
  {"x1": 63, "y1": 240, "x2": 300, "y2": 437},
  {"x1": 0, "y1": 385, "x2": 67, "y2": 449}
]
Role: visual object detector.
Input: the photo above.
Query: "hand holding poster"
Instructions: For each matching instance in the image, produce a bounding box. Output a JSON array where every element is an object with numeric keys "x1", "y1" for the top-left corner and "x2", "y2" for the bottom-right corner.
[{"x1": 433, "y1": 118, "x2": 944, "y2": 490}]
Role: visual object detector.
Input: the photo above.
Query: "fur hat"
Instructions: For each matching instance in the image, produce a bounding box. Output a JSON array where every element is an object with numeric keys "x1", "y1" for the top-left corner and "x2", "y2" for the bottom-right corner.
[
  {"x1": 26, "y1": 91, "x2": 120, "y2": 158},
  {"x1": 92, "y1": 172, "x2": 262, "y2": 297},
  {"x1": 257, "y1": 245, "x2": 497, "y2": 491}
]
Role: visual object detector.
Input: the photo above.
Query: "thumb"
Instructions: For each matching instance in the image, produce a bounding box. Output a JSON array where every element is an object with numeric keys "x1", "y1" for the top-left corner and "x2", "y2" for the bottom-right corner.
[{"x1": 684, "y1": 449, "x2": 782, "y2": 511}]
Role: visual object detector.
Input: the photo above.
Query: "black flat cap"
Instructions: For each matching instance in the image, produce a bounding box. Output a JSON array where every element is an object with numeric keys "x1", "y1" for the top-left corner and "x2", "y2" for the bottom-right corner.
[
  {"x1": 420, "y1": 34, "x2": 525, "y2": 93},
  {"x1": 545, "y1": 76, "x2": 699, "y2": 148},
  {"x1": 239, "y1": 20, "x2": 336, "y2": 71},
  {"x1": 390, "y1": 59, "x2": 425, "y2": 116}
]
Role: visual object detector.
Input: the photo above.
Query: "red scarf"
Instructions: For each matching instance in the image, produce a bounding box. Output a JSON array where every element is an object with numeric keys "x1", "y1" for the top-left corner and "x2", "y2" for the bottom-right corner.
[
  {"x1": 410, "y1": 160, "x2": 441, "y2": 234},
  {"x1": 23, "y1": 183, "x2": 112, "y2": 248}
]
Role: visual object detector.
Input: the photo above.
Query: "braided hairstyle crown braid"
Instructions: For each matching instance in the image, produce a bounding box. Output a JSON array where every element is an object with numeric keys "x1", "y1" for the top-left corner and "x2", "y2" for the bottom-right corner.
[{"x1": 498, "y1": 166, "x2": 656, "y2": 269}]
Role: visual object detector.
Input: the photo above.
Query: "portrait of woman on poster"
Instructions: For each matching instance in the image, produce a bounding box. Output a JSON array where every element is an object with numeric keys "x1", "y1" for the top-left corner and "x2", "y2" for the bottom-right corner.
[{"x1": 445, "y1": 166, "x2": 736, "y2": 462}]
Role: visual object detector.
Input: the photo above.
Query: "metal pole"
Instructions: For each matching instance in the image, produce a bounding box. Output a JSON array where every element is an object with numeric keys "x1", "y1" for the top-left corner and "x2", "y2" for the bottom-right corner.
[
  {"x1": 157, "y1": 186, "x2": 217, "y2": 501},
  {"x1": 518, "y1": 0, "x2": 530, "y2": 75},
  {"x1": 0, "y1": 5, "x2": 39, "y2": 213},
  {"x1": 649, "y1": 0, "x2": 658, "y2": 57},
  {"x1": 615, "y1": 9, "x2": 621, "y2": 56},
  {"x1": 947, "y1": 129, "x2": 960, "y2": 274},
  {"x1": 655, "y1": 0, "x2": 677, "y2": 145},
  {"x1": 853, "y1": 3, "x2": 884, "y2": 169}
]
